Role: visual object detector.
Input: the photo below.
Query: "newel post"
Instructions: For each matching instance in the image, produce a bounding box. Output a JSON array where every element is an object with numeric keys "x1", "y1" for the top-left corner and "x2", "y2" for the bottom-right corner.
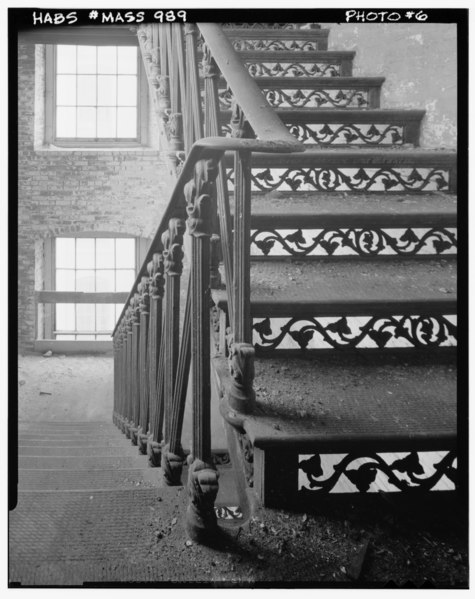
[{"x1": 185, "y1": 158, "x2": 220, "y2": 541}]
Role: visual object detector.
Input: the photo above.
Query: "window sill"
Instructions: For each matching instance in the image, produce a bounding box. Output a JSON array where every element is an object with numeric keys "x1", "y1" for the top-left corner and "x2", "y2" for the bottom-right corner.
[{"x1": 34, "y1": 340, "x2": 113, "y2": 354}]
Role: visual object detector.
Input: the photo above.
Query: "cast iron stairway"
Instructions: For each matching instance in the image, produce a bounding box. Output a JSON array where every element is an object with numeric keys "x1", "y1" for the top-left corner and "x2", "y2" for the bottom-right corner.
[{"x1": 210, "y1": 25, "x2": 458, "y2": 509}]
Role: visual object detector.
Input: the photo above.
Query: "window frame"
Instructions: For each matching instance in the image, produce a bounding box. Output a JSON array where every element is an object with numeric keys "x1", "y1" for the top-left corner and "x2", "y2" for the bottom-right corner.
[
  {"x1": 44, "y1": 44, "x2": 148, "y2": 148},
  {"x1": 38, "y1": 234, "x2": 149, "y2": 345}
]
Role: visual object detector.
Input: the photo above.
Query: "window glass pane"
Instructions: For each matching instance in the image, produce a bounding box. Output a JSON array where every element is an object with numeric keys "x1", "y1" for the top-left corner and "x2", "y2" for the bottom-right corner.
[
  {"x1": 117, "y1": 75, "x2": 137, "y2": 106},
  {"x1": 78, "y1": 334, "x2": 96, "y2": 340},
  {"x1": 76, "y1": 270, "x2": 95, "y2": 292},
  {"x1": 57, "y1": 45, "x2": 76, "y2": 74},
  {"x1": 56, "y1": 269, "x2": 76, "y2": 291},
  {"x1": 117, "y1": 108, "x2": 137, "y2": 138},
  {"x1": 97, "y1": 75, "x2": 117, "y2": 106},
  {"x1": 96, "y1": 304, "x2": 116, "y2": 331},
  {"x1": 96, "y1": 270, "x2": 115, "y2": 292},
  {"x1": 56, "y1": 303, "x2": 76, "y2": 331},
  {"x1": 56, "y1": 334, "x2": 76, "y2": 340},
  {"x1": 56, "y1": 75, "x2": 77, "y2": 105},
  {"x1": 97, "y1": 106, "x2": 117, "y2": 137},
  {"x1": 95, "y1": 334, "x2": 111, "y2": 340},
  {"x1": 76, "y1": 238, "x2": 95, "y2": 268},
  {"x1": 77, "y1": 107, "x2": 96, "y2": 137},
  {"x1": 116, "y1": 269, "x2": 136, "y2": 291},
  {"x1": 96, "y1": 238, "x2": 115, "y2": 268},
  {"x1": 98, "y1": 46, "x2": 117, "y2": 74},
  {"x1": 76, "y1": 303, "x2": 95, "y2": 331},
  {"x1": 117, "y1": 47, "x2": 137, "y2": 74},
  {"x1": 77, "y1": 75, "x2": 96, "y2": 106},
  {"x1": 116, "y1": 238, "x2": 135, "y2": 268},
  {"x1": 56, "y1": 238, "x2": 75, "y2": 268},
  {"x1": 77, "y1": 46, "x2": 96, "y2": 74},
  {"x1": 56, "y1": 107, "x2": 76, "y2": 137}
]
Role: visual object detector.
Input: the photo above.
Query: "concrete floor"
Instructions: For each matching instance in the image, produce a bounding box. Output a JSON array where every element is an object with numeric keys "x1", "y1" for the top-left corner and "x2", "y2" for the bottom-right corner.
[{"x1": 16, "y1": 352, "x2": 227, "y2": 449}]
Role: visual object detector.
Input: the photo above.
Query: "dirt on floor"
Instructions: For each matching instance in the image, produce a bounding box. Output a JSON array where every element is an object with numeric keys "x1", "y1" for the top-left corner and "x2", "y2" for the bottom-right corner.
[{"x1": 17, "y1": 352, "x2": 114, "y2": 422}]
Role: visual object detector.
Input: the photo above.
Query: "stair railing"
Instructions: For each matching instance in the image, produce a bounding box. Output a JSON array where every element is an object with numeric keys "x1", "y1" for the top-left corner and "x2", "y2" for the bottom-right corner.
[{"x1": 112, "y1": 22, "x2": 303, "y2": 541}]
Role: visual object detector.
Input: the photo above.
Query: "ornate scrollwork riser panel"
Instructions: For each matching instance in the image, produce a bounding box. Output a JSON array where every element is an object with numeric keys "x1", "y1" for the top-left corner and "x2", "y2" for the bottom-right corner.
[
  {"x1": 288, "y1": 123, "x2": 407, "y2": 145},
  {"x1": 232, "y1": 40, "x2": 320, "y2": 52},
  {"x1": 298, "y1": 450, "x2": 457, "y2": 494},
  {"x1": 218, "y1": 87, "x2": 371, "y2": 110},
  {"x1": 244, "y1": 61, "x2": 342, "y2": 78},
  {"x1": 227, "y1": 167, "x2": 451, "y2": 193},
  {"x1": 253, "y1": 315, "x2": 457, "y2": 351},
  {"x1": 251, "y1": 227, "x2": 457, "y2": 258}
]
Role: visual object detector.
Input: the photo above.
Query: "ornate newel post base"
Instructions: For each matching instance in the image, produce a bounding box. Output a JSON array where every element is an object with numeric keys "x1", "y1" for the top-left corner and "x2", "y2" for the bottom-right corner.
[
  {"x1": 186, "y1": 458, "x2": 220, "y2": 542},
  {"x1": 137, "y1": 429, "x2": 149, "y2": 455},
  {"x1": 124, "y1": 420, "x2": 132, "y2": 438},
  {"x1": 228, "y1": 342, "x2": 256, "y2": 414},
  {"x1": 161, "y1": 443, "x2": 185, "y2": 486},
  {"x1": 147, "y1": 439, "x2": 162, "y2": 467}
]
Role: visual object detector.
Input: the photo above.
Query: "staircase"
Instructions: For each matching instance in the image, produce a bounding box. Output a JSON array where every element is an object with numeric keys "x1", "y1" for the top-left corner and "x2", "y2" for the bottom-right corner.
[
  {"x1": 111, "y1": 22, "x2": 459, "y2": 540},
  {"x1": 209, "y1": 25, "x2": 458, "y2": 508}
]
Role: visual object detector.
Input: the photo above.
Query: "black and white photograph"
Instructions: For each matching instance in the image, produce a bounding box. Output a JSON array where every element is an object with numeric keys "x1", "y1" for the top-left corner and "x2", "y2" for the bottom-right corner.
[{"x1": 7, "y1": 2, "x2": 468, "y2": 589}]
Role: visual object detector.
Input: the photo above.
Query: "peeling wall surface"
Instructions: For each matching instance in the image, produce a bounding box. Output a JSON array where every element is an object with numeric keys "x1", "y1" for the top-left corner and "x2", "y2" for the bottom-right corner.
[{"x1": 329, "y1": 24, "x2": 457, "y2": 147}]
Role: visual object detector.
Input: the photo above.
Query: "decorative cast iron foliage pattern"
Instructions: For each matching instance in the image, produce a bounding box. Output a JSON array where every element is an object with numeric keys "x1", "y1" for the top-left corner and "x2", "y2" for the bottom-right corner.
[
  {"x1": 245, "y1": 61, "x2": 340, "y2": 78},
  {"x1": 227, "y1": 167, "x2": 450, "y2": 192},
  {"x1": 299, "y1": 451, "x2": 457, "y2": 493},
  {"x1": 289, "y1": 123, "x2": 405, "y2": 145},
  {"x1": 264, "y1": 88, "x2": 370, "y2": 108},
  {"x1": 251, "y1": 227, "x2": 457, "y2": 257},
  {"x1": 252, "y1": 315, "x2": 457, "y2": 350},
  {"x1": 232, "y1": 39, "x2": 319, "y2": 51}
]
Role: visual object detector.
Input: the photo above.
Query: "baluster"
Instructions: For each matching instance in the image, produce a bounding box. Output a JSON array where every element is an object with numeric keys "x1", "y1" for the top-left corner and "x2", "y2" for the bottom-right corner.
[
  {"x1": 185, "y1": 158, "x2": 220, "y2": 541},
  {"x1": 184, "y1": 24, "x2": 204, "y2": 148},
  {"x1": 124, "y1": 305, "x2": 133, "y2": 438},
  {"x1": 147, "y1": 254, "x2": 165, "y2": 467},
  {"x1": 129, "y1": 294, "x2": 141, "y2": 445},
  {"x1": 162, "y1": 278, "x2": 191, "y2": 485},
  {"x1": 112, "y1": 333, "x2": 118, "y2": 426},
  {"x1": 161, "y1": 219, "x2": 186, "y2": 442},
  {"x1": 137, "y1": 276, "x2": 150, "y2": 454},
  {"x1": 117, "y1": 323, "x2": 126, "y2": 432},
  {"x1": 202, "y1": 45, "x2": 234, "y2": 321},
  {"x1": 229, "y1": 148, "x2": 256, "y2": 414}
]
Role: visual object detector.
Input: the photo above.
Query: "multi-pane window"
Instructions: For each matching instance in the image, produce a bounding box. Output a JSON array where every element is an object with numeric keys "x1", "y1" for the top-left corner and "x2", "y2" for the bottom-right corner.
[
  {"x1": 54, "y1": 237, "x2": 136, "y2": 340},
  {"x1": 52, "y1": 45, "x2": 139, "y2": 141}
]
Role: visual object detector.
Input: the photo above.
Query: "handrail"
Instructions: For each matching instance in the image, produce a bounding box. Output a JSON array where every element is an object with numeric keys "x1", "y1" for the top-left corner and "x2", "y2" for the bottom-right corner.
[
  {"x1": 112, "y1": 137, "x2": 303, "y2": 336},
  {"x1": 197, "y1": 23, "x2": 302, "y2": 148}
]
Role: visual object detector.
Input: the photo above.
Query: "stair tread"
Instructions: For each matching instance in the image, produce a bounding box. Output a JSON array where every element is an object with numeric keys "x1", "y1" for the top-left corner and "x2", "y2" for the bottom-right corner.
[
  {"x1": 222, "y1": 108, "x2": 426, "y2": 121},
  {"x1": 241, "y1": 353, "x2": 456, "y2": 447},
  {"x1": 245, "y1": 191, "x2": 457, "y2": 227},
  {"x1": 213, "y1": 258, "x2": 457, "y2": 313}
]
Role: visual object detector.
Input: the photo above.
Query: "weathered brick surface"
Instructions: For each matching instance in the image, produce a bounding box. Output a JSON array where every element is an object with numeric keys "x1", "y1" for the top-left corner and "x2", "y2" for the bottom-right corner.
[{"x1": 18, "y1": 43, "x2": 175, "y2": 350}]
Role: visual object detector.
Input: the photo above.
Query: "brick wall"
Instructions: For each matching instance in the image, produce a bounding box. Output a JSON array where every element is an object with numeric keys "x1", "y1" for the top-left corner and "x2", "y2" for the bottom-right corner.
[{"x1": 18, "y1": 42, "x2": 175, "y2": 351}]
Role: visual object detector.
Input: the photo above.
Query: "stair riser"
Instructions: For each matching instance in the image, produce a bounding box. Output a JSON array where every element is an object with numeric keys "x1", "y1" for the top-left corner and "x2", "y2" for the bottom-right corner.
[
  {"x1": 222, "y1": 30, "x2": 329, "y2": 52},
  {"x1": 251, "y1": 314, "x2": 456, "y2": 352},
  {"x1": 250, "y1": 226, "x2": 457, "y2": 258},
  {"x1": 226, "y1": 165, "x2": 456, "y2": 194},
  {"x1": 242, "y1": 59, "x2": 353, "y2": 78},
  {"x1": 253, "y1": 446, "x2": 457, "y2": 508},
  {"x1": 218, "y1": 82, "x2": 382, "y2": 109}
]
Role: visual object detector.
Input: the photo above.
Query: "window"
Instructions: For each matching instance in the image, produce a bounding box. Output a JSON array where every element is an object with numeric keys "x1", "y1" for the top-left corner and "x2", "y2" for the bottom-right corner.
[
  {"x1": 54, "y1": 237, "x2": 136, "y2": 340},
  {"x1": 45, "y1": 44, "x2": 147, "y2": 146}
]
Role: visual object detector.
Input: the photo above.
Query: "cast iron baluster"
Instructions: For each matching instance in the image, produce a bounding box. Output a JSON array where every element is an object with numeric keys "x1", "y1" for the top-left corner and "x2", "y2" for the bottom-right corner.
[
  {"x1": 229, "y1": 149, "x2": 256, "y2": 413},
  {"x1": 202, "y1": 44, "x2": 234, "y2": 321},
  {"x1": 147, "y1": 254, "x2": 165, "y2": 467},
  {"x1": 185, "y1": 158, "x2": 220, "y2": 541},
  {"x1": 124, "y1": 305, "x2": 134, "y2": 438},
  {"x1": 185, "y1": 24, "x2": 204, "y2": 148},
  {"x1": 137, "y1": 276, "x2": 150, "y2": 454},
  {"x1": 162, "y1": 277, "x2": 192, "y2": 485},
  {"x1": 118, "y1": 324, "x2": 126, "y2": 432},
  {"x1": 130, "y1": 294, "x2": 141, "y2": 446},
  {"x1": 161, "y1": 218, "x2": 186, "y2": 445}
]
